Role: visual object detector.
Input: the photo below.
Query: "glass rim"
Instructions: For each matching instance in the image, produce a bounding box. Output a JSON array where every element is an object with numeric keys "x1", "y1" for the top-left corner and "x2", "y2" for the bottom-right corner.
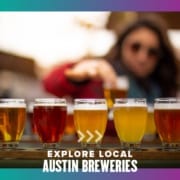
[
  {"x1": 0, "y1": 98, "x2": 25, "y2": 103},
  {"x1": 74, "y1": 98, "x2": 106, "y2": 102},
  {"x1": 114, "y1": 98, "x2": 147, "y2": 107},
  {"x1": 104, "y1": 75, "x2": 129, "y2": 89},
  {"x1": 114, "y1": 98, "x2": 146, "y2": 102},
  {"x1": 154, "y1": 98, "x2": 180, "y2": 110},
  {"x1": 155, "y1": 98, "x2": 180, "y2": 103},
  {"x1": 74, "y1": 99, "x2": 107, "y2": 110},
  {"x1": 0, "y1": 99, "x2": 26, "y2": 107},
  {"x1": 34, "y1": 98, "x2": 66, "y2": 104}
]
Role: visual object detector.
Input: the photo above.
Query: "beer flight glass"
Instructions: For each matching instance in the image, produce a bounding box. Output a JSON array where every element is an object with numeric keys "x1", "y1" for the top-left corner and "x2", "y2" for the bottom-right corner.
[
  {"x1": 113, "y1": 98, "x2": 147, "y2": 149},
  {"x1": 0, "y1": 99, "x2": 26, "y2": 149},
  {"x1": 64, "y1": 103, "x2": 76, "y2": 140},
  {"x1": 33, "y1": 98, "x2": 67, "y2": 149},
  {"x1": 104, "y1": 76, "x2": 129, "y2": 108},
  {"x1": 144, "y1": 105, "x2": 156, "y2": 141},
  {"x1": 74, "y1": 99, "x2": 108, "y2": 148},
  {"x1": 154, "y1": 98, "x2": 180, "y2": 149}
]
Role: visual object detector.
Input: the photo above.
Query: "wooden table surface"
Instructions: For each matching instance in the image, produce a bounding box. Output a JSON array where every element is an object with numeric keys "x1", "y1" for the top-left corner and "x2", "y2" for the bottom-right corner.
[{"x1": 0, "y1": 136, "x2": 180, "y2": 168}]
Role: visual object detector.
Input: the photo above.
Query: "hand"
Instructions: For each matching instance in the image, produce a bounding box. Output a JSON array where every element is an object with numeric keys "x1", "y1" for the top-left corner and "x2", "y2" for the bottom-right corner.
[{"x1": 65, "y1": 59, "x2": 117, "y2": 86}]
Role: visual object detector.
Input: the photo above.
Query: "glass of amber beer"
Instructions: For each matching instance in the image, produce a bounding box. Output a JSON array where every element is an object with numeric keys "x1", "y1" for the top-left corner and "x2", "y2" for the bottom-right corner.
[
  {"x1": 154, "y1": 98, "x2": 180, "y2": 149},
  {"x1": 113, "y1": 98, "x2": 147, "y2": 149},
  {"x1": 63, "y1": 103, "x2": 76, "y2": 141},
  {"x1": 33, "y1": 98, "x2": 67, "y2": 149},
  {"x1": 0, "y1": 99, "x2": 26, "y2": 149},
  {"x1": 104, "y1": 76, "x2": 129, "y2": 108},
  {"x1": 74, "y1": 99, "x2": 108, "y2": 148}
]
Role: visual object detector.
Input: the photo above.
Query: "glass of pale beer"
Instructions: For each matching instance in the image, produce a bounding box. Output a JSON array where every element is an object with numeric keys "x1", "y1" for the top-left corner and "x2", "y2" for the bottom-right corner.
[
  {"x1": 33, "y1": 98, "x2": 67, "y2": 149},
  {"x1": 0, "y1": 99, "x2": 26, "y2": 149},
  {"x1": 74, "y1": 99, "x2": 108, "y2": 148},
  {"x1": 144, "y1": 105, "x2": 156, "y2": 141},
  {"x1": 104, "y1": 76, "x2": 129, "y2": 108},
  {"x1": 113, "y1": 98, "x2": 147, "y2": 149},
  {"x1": 154, "y1": 98, "x2": 180, "y2": 149}
]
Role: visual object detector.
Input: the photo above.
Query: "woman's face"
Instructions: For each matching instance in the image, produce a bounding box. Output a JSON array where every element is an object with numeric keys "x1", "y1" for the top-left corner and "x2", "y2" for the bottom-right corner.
[{"x1": 121, "y1": 27, "x2": 160, "y2": 78}]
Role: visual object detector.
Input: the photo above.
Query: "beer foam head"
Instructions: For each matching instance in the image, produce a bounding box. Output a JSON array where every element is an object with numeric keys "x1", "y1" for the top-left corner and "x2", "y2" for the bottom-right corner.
[
  {"x1": 34, "y1": 103, "x2": 66, "y2": 107},
  {"x1": 114, "y1": 103, "x2": 147, "y2": 108},
  {"x1": 104, "y1": 76, "x2": 129, "y2": 90},
  {"x1": 74, "y1": 99, "x2": 107, "y2": 110},
  {"x1": 148, "y1": 105, "x2": 154, "y2": 112},
  {"x1": 154, "y1": 98, "x2": 180, "y2": 110},
  {"x1": 74, "y1": 104, "x2": 107, "y2": 110},
  {"x1": 154, "y1": 103, "x2": 180, "y2": 110},
  {"x1": 114, "y1": 98, "x2": 147, "y2": 108},
  {"x1": 0, "y1": 104, "x2": 26, "y2": 108},
  {"x1": 116, "y1": 76, "x2": 129, "y2": 89},
  {"x1": 34, "y1": 98, "x2": 66, "y2": 106},
  {"x1": 0, "y1": 99, "x2": 26, "y2": 108}
]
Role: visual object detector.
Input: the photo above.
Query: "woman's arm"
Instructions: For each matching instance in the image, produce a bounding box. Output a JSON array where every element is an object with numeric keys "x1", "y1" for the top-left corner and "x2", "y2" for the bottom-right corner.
[
  {"x1": 43, "y1": 59, "x2": 117, "y2": 98},
  {"x1": 43, "y1": 63, "x2": 82, "y2": 98}
]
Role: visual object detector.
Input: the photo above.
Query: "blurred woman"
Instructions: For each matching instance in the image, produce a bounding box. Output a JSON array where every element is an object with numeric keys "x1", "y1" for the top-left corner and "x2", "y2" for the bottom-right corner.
[{"x1": 43, "y1": 15, "x2": 179, "y2": 103}]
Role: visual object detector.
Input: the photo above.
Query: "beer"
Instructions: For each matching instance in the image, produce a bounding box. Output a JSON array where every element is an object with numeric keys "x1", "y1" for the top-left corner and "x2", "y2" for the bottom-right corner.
[
  {"x1": 74, "y1": 99, "x2": 108, "y2": 144},
  {"x1": 33, "y1": 99, "x2": 67, "y2": 144},
  {"x1": 27, "y1": 102, "x2": 36, "y2": 134},
  {"x1": 0, "y1": 99, "x2": 26, "y2": 147},
  {"x1": 154, "y1": 99, "x2": 180, "y2": 144},
  {"x1": 65, "y1": 113, "x2": 75, "y2": 135},
  {"x1": 64, "y1": 104, "x2": 76, "y2": 135},
  {"x1": 104, "y1": 76, "x2": 129, "y2": 108},
  {"x1": 104, "y1": 88, "x2": 128, "y2": 108},
  {"x1": 145, "y1": 106, "x2": 156, "y2": 135},
  {"x1": 113, "y1": 99, "x2": 147, "y2": 144}
]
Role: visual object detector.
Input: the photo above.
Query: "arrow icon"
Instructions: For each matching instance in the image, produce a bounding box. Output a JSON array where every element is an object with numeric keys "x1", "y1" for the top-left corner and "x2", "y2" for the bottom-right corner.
[
  {"x1": 95, "y1": 130, "x2": 103, "y2": 143},
  {"x1": 77, "y1": 130, "x2": 85, "y2": 142},
  {"x1": 77, "y1": 130, "x2": 103, "y2": 143},
  {"x1": 86, "y1": 130, "x2": 94, "y2": 143}
]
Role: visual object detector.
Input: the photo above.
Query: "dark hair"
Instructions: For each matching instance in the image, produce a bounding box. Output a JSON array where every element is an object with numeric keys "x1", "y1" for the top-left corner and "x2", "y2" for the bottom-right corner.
[{"x1": 106, "y1": 15, "x2": 179, "y2": 97}]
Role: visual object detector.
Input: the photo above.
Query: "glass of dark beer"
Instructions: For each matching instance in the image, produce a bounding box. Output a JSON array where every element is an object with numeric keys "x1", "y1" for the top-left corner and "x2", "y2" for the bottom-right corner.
[
  {"x1": 33, "y1": 98, "x2": 67, "y2": 149},
  {"x1": 0, "y1": 99, "x2": 26, "y2": 149},
  {"x1": 154, "y1": 98, "x2": 180, "y2": 149}
]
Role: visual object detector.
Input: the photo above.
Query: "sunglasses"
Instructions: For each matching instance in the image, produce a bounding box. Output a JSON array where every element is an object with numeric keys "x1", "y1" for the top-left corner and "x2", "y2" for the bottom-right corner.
[{"x1": 128, "y1": 42, "x2": 161, "y2": 58}]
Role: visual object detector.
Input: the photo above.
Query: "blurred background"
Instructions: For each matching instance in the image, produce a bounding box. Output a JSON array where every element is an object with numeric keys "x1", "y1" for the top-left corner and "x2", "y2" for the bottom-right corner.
[
  {"x1": 0, "y1": 12, "x2": 179, "y2": 100},
  {"x1": 0, "y1": 12, "x2": 179, "y2": 140}
]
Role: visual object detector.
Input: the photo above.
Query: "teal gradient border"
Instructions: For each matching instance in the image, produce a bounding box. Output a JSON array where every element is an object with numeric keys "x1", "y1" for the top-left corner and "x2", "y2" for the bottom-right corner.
[
  {"x1": 0, "y1": 0, "x2": 179, "y2": 11},
  {"x1": 0, "y1": 169, "x2": 180, "y2": 180},
  {"x1": 0, "y1": 0, "x2": 179, "y2": 180}
]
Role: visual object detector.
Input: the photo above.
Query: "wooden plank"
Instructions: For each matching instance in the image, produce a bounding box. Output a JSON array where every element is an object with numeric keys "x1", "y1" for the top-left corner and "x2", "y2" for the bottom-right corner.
[{"x1": 0, "y1": 147, "x2": 180, "y2": 160}]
